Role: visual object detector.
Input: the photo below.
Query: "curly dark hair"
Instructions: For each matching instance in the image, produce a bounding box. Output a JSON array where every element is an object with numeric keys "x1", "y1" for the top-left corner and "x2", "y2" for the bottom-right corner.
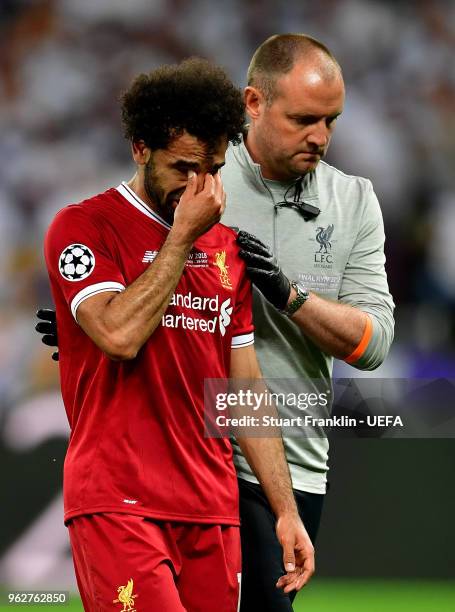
[{"x1": 120, "y1": 58, "x2": 245, "y2": 151}]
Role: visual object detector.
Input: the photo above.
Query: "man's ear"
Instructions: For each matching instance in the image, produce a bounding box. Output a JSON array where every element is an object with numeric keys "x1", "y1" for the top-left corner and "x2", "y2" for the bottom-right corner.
[
  {"x1": 131, "y1": 140, "x2": 151, "y2": 165},
  {"x1": 244, "y1": 86, "x2": 265, "y2": 120}
]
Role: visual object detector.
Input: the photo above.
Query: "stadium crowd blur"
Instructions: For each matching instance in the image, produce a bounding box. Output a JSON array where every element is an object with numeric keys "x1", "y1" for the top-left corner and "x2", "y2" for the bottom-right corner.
[{"x1": 0, "y1": 0, "x2": 454, "y2": 589}]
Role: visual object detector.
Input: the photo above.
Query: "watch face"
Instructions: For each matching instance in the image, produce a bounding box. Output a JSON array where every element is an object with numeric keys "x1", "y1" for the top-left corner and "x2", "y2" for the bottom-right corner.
[
  {"x1": 292, "y1": 283, "x2": 308, "y2": 299},
  {"x1": 294, "y1": 281, "x2": 308, "y2": 295}
]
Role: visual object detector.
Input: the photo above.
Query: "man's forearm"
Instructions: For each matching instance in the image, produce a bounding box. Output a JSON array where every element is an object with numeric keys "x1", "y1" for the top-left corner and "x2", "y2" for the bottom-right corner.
[
  {"x1": 79, "y1": 228, "x2": 193, "y2": 358},
  {"x1": 229, "y1": 348, "x2": 298, "y2": 518},
  {"x1": 236, "y1": 436, "x2": 298, "y2": 518},
  {"x1": 236, "y1": 231, "x2": 368, "y2": 360},
  {"x1": 288, "y1": 289, "x2": 367, "y2": 359},
  {"x1": 229, "y1": 346, "x2": 315, "y2": 585}
]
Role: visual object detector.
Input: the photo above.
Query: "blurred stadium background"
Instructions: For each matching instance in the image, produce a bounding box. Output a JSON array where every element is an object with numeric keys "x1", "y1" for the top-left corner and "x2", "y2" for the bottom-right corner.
[{"x1": 0, "y1": 0, "x2": 454, "y2": 609}]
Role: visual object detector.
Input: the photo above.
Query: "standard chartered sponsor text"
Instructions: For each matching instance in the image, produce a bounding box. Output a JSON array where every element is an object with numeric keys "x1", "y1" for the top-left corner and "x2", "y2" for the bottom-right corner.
[{"x1": 162, "y1": 291, "x2": 232, "y2": 336}]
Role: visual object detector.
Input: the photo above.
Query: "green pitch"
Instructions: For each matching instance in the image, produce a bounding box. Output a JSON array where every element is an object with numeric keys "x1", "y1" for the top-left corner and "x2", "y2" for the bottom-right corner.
[
  {"x1": 1, "y1": 580, "x2": 454, "y2": 611},
  {"x1": 292, "y1": 579, "x2": 455, "y2": 612}
]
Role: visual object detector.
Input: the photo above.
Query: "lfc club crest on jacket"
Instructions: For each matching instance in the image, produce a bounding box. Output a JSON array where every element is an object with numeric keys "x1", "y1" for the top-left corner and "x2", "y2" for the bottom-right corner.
[{"x1": 313, "y1": 224, "x2": 335, "y2": 268}]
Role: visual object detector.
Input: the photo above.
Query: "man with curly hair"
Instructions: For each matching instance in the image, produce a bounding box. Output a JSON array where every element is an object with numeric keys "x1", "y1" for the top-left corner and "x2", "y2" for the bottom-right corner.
[{"x1": 42, "y1": 58, "x2": 313, "y2": 611}]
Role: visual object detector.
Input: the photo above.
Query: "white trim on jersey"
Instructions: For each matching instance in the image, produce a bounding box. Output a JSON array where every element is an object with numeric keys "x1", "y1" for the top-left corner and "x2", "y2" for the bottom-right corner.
[
  {"x1": 71, "y1": 281, "x2": 125, "y2": 321},
  {"x1": 231, "y1": 332, "x2": 254, "y2": 348},
  {"x1": 116, "y1": 182, "x2": 172, "y2": 230}
]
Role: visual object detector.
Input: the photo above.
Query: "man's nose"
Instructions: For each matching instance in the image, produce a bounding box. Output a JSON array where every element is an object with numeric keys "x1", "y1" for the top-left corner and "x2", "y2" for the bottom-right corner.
[{"x1": 306, "y1": 121, "x2": 329, "y2": 148}]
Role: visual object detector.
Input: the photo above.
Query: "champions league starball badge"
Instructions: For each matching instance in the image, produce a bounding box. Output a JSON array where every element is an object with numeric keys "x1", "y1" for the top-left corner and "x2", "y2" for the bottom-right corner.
[{"x1": 59, "y1": 243, "x2": 95, "y2": 281}]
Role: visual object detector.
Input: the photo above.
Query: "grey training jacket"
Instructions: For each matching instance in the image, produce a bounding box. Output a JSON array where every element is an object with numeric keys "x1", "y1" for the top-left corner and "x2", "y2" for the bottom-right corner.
[{"x1": 221, "y1": 135, "x2": 395, "y2": 493}]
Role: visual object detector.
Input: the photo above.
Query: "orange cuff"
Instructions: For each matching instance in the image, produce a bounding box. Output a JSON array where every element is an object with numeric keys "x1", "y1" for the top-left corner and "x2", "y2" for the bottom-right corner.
[{"x1": 344, "y1": 315, "x2": 373, "y2": 364}]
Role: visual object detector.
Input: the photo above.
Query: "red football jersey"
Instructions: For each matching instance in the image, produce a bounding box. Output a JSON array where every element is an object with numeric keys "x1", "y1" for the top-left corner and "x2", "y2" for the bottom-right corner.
[{"x1": 44, "y1": 182, "x2": 254, "y2": 525}]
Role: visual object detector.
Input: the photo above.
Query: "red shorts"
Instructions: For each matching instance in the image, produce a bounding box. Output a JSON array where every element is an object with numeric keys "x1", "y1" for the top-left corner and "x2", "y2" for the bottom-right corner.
[{"x1": 68, "y1": 513, "x2": 241, "y2": 612}]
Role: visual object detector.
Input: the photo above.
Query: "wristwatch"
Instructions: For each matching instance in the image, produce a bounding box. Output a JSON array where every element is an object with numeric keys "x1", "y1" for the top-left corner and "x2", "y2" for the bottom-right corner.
[{"x1": 282, "y1": 281, "x2": 309, "y2": 317}]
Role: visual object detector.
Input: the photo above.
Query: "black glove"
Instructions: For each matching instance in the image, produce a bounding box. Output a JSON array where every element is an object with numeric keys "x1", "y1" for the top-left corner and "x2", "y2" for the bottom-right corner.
[
  {"x1": 237, "y1": 230, "x2": 291, "y2": 310},
  {"x1": 35, "y1": 308, "x2": 59, "y2": 361}
]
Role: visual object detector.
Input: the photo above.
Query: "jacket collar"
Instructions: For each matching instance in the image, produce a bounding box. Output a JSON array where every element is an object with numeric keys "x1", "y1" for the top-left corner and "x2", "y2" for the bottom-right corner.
[{"x1": 229, "y1": 132, "x2": 320, "y2": 205}]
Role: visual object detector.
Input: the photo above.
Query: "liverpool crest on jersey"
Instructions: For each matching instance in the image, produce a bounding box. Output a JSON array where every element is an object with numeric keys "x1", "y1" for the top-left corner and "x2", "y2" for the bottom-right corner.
[{"x1": 214, "y1": 250, "x2": 233, "y2": 290}]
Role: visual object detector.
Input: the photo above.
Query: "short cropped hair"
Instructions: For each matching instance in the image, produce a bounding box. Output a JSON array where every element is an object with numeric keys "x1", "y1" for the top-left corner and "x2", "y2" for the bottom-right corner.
[
  {"x1": 247, "y1": 34, "x2": 341, "y2": 103},
  {"x1": 121, "y1": 57, "x2": 245, "y2": 151}
]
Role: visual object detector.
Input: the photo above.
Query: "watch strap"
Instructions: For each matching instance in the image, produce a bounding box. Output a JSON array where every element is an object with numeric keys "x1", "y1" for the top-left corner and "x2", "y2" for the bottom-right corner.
[{"x1": 282, "y1": 281, "x2": 309, "y2": 317}]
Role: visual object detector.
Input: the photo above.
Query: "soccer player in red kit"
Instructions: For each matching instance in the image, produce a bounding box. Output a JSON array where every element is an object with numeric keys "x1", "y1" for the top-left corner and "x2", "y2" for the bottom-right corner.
[{"x1": 43, "y1": 59, "x2": 314, "y2": 611}]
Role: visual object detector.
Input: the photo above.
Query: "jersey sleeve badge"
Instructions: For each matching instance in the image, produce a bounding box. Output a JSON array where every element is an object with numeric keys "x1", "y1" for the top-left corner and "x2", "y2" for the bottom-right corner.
[{"x1": 59, "y1": 243, "x2": 95, "y2": 281}]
